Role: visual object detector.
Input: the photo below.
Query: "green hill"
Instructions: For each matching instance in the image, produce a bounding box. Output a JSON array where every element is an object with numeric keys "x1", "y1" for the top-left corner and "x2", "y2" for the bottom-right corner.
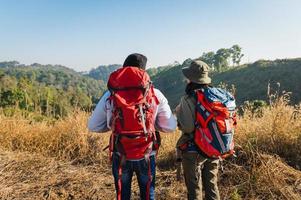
[
  {"x1": 0, "y1": 62, "x2": 105, "y2": 117},
  {"x1": 147, "y1": 64, "x2": 175, "y2": 78},
  {"x1": 152, "y1": 58, "x2": 301, "y2": 108},
  {"x1": 213, "y1": 59, "x2": 301, "y2": 105},
  {"x1": 1, "y1": 58, "x2": 301, "y2": 117},
  {"x1": 86, "y1": 64, "x2": 172, "y2": 82},
  {"x1": 87, "y1": 64, "x2": 121, "y2": 83}
]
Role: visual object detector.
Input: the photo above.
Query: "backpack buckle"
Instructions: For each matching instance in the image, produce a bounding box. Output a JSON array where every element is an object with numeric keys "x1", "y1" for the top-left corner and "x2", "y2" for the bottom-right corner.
[{"x1": 138, "y1": 104, "x2": 148, "y2": 137}]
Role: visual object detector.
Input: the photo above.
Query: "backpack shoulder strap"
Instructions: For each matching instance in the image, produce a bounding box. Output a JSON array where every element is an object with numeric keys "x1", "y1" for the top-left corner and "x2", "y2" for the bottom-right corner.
[{"x1": 194, "y1": 89, "x2": 214, "y2": 128}]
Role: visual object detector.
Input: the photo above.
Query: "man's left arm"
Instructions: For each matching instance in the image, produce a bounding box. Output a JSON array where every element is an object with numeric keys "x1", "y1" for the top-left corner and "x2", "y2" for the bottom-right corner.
[{"x1": 154, "y1": 89, "x2": 177, "y2": 133}]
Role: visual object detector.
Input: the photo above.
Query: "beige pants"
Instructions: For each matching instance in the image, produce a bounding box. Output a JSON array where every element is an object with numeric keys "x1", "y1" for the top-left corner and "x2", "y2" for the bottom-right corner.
[{"x1": 182, "y1": 152, "x2": 220, "y2": 200}]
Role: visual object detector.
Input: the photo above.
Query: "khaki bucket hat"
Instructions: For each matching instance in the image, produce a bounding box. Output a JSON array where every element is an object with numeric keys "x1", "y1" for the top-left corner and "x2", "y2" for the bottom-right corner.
[{"x1": 182, "y1": 60, "x2": 211, "y2": 84}]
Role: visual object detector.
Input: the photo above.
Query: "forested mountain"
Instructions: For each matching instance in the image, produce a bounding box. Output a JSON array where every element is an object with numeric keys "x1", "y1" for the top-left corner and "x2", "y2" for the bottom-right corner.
[
  {"x1": 0, "y1": 61, "x2": 177, "y2": 118},
  {"x1": 152, "y1": 58, "x2": 301, "y2": 108},
  {"x1": 1, "y1": 56, "x2": 301, "y2": 117},
  {"x1": 0, "y1": 62, "x2": 105, "y2": 117},
  {"x1": 87, "y1": 64, "x2": 120, "y2": 82},
  {"x1": 147, "y1": 65, "x2": 174, "y2": 78},
  {"x1": 86, "y1": 63, "x2": 173, "y2": 81}
]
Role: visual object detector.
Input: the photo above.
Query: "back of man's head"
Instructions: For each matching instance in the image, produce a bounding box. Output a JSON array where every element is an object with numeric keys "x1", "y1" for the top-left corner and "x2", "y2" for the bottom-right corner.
[{"x1": 123, "y1": 53, "x2": 147, "y2": 70}]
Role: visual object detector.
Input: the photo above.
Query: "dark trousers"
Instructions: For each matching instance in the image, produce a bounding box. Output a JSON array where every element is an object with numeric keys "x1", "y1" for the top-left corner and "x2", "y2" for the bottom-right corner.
[{"x1": 112, "y1": 154, "x2": 156, "y2": 200}]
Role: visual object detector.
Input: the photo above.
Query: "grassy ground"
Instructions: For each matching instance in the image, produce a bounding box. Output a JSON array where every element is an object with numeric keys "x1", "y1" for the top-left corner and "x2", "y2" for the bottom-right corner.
[{"x1": 0, "y1": 97, "x2": 301, "y2": 199}]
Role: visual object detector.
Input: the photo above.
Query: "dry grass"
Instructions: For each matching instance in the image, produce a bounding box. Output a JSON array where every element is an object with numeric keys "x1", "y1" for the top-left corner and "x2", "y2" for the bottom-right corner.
[
  {"x1": 0, "y1": 150, "x2": 112, "y2": 200},
  {"x1": 236, "y1": 96, "x2": 301, "y2": 169},
  {"x1": 0, "y1": 97, "x2": 301, "y2": 199},
  {"x1": 0, "y1": 111, "x2": 106, "y2": 165}
]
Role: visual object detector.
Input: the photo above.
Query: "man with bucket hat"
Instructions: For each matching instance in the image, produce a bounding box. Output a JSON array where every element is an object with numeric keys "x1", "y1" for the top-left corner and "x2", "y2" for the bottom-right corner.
[{"x1": 175, "y1": 60, "x2": 237, "y2": 200}]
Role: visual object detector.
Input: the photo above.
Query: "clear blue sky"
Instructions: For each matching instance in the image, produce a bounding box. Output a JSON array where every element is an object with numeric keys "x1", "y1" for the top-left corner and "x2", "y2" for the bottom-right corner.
[{"x1": 0, "y1": 0, "x2": 300, "y2": 71}]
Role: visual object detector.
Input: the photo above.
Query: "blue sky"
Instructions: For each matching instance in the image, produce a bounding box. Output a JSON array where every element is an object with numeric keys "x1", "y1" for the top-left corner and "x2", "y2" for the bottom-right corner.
[{"x1": 0, "y1": 0, "x2": 300, "y2": 71}]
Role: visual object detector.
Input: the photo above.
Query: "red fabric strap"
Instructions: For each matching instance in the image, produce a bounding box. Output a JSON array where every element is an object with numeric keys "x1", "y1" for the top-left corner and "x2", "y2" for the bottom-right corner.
[{"x1": 117, "y1": 156, "x2": 123, "y2": 200}]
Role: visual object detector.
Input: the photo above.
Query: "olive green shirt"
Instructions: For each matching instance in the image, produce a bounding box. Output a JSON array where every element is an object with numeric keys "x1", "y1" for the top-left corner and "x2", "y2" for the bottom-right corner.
[{"x1": 176, "y1": 94, "x2": 196, "y2": 147}]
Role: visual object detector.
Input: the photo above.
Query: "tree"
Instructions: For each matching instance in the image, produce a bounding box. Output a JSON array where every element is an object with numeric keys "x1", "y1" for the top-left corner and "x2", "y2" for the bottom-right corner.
[
  {"x1": 199, "y1": 51, "x2": 215, "y2": 69},
  {"x1": 182, "y1": 58, "x2": 193, "y2": 66},
  {"x1": 214, "y1": 48, "x2": 231, "y2": 71},
  {"x1": 230, "y1": 45, "x2": 244, "y2": 66}
]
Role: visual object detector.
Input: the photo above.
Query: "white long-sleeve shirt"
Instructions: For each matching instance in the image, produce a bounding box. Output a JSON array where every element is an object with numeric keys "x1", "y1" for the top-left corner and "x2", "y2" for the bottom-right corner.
[{"x1": 88, "y1": 89, "x2": 177, "y2": 133}]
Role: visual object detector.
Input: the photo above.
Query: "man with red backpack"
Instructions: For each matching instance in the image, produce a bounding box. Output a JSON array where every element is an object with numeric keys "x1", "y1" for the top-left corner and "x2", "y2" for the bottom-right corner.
[
  {"x1": 176, "y1": 60, "x2": 237, "y2": 200},
  {"x1": 88, "y1": 53, "x2": 177, "y2": 200}
]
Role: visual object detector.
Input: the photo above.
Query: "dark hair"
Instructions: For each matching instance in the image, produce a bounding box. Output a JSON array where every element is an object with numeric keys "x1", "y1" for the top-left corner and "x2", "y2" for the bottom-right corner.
[
  {"x1": 123, "y1": 53, "x2": 147, "y2": 70},
  {"x1": 185, "y1": 82, "x2": 210, "y2": 96}
]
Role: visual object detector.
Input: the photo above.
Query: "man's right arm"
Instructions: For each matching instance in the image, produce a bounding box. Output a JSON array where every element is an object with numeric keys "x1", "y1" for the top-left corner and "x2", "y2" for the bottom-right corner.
[{"x1": 88, "y1": 91, "x2": 111, "y2": 133}]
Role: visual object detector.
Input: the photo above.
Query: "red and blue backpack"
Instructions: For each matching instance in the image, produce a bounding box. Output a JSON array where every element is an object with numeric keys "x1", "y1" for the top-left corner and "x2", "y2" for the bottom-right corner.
[{"x1": 194, "y1": 87, "x2": 237, "y2": 159}]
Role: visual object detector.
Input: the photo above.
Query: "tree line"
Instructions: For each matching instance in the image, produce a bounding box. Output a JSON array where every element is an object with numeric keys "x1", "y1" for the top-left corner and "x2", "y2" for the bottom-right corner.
[{"x1": 199, "y1": 44, "x2": 244, "y2": 71}]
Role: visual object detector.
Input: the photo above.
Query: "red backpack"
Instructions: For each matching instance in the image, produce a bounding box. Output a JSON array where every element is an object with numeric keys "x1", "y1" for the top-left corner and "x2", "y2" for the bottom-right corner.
[
  {"x1": 194, "y1": 87, "x2": 237, "y2": 159},
  {"x1": 107, "y1": 67, "x2": 160, "y2": 160}
]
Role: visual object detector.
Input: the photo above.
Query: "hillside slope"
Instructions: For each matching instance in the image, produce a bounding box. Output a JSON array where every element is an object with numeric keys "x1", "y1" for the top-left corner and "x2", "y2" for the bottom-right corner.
[
  {"x1": 86, "y1": 64, "x2": 172, "y2": 81},
  {"x1": 214, "y1": 58, "x2": 301, "y2": 104},
  {"x1": 0, "y1": 62, "x2": 105, "y2": 117},
  {"x1": 152, "y1": 58, "x2": 301, "y2": 108},
  {"x1": 1, "y1": 58, "x2": 301, "y2": 116},
  {"x1": 87, "y1": 64, "x2": 120, "y2": 82}
]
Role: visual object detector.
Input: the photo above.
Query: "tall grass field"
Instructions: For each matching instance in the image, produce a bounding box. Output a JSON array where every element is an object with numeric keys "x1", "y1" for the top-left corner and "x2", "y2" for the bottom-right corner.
[{"x1": 0, "y1": 96, "x2": 301, "y2": 200}]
